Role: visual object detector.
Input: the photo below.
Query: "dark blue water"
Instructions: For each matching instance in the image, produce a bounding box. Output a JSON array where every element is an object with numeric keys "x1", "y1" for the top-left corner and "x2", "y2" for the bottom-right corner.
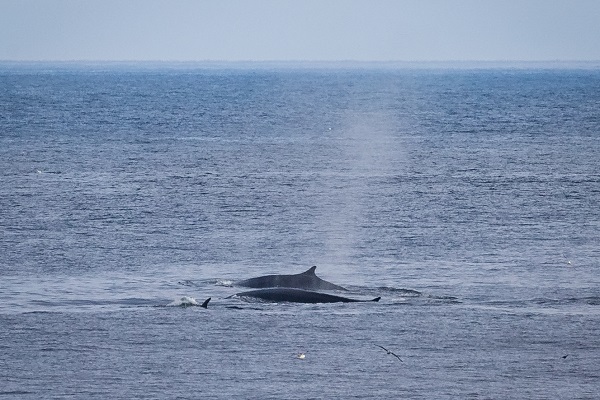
[{"x1": 1, "y1": 63, "x2": 599, "y2": 399}]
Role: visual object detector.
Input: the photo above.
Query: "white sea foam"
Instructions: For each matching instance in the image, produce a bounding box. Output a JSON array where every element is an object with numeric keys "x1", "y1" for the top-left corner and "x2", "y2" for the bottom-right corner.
[{"x1": 167, "y1": 296, "x2": 199, "y2": 307}]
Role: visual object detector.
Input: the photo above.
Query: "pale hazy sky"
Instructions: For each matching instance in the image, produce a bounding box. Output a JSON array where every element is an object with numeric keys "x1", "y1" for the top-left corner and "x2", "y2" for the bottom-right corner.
[{"x1": 1, "y1": 0, "x2": 599, "y2": 62}]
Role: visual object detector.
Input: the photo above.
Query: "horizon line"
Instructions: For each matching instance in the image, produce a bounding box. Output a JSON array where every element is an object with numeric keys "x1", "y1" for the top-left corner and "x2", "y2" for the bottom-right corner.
[
  {"x1": 2, "y1": 59, "x2": 600, "y2": 70},
  {"x1": 2, "y1": 59, "x2": 600, "y2": 63}
]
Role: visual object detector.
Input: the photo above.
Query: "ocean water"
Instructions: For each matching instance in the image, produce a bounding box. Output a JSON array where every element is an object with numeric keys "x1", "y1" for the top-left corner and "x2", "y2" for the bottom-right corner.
[{"x1": 1, "y1": 63, "x2": 599, "y2": 399}]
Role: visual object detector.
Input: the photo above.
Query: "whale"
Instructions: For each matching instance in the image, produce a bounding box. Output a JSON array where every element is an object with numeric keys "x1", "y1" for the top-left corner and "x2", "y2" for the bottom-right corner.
[
  {"x1": 235, "y1": 266, "x2": 347, "y2": 291},
  {"x1": 231, "y1": 288, "x2": 380, "y2": 304}
]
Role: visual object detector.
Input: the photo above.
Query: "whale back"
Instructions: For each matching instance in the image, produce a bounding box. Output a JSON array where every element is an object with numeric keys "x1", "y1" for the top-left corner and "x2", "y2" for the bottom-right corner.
[
  {"x1": 235, "y1": 266, "x2": 347, "y2": 291},
  {"x1": 234, "y1": 288, "x2": 379, "y2": 304}
]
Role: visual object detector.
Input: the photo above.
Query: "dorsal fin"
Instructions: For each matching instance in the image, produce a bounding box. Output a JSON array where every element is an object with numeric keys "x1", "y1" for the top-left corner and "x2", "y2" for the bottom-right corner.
[
  {"x1": 301, "y1": 266, "x2": 317, "y2": 275},
  {"x1": 201, "y1": 297, "x2": 211, "y2": 308}
]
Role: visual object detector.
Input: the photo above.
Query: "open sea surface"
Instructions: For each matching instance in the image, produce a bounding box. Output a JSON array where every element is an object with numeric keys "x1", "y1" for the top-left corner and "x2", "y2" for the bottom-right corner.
[{"x1": 1, "y1": 63, "x2": 599, "y2": 399}]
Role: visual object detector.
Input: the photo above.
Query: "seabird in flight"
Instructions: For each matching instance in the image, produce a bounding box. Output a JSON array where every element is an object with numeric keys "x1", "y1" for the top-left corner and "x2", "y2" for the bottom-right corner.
[{"x1": 375, "y1": 345, "x2": 403, "y2": 362}]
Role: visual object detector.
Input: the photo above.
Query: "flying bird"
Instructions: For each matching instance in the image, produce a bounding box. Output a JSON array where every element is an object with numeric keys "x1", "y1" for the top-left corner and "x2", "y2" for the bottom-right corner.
[{"x1": 375, "y1": 345, "x2": 403, "y2": 362}]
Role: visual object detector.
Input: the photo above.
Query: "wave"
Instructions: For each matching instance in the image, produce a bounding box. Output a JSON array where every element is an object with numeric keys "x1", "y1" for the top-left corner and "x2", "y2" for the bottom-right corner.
[
  {"x1": 0, "y1": 391, "x2": 35, "y2": 396},
  {"x1": 531, "y1": 296, "x2": 600, "y2": 306},
  {"x1": 177, "y1": 279, "x2": 233, "y2": 287},
  {"x1": 473, "y1": 296, "x2": 600, "y2": 316},
  {"x1": 8, "y1": 297, "x2": 168, "y2": 314},
  {"x1": 375, "y1": 286, "x2": 422, "y2": 297}
]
